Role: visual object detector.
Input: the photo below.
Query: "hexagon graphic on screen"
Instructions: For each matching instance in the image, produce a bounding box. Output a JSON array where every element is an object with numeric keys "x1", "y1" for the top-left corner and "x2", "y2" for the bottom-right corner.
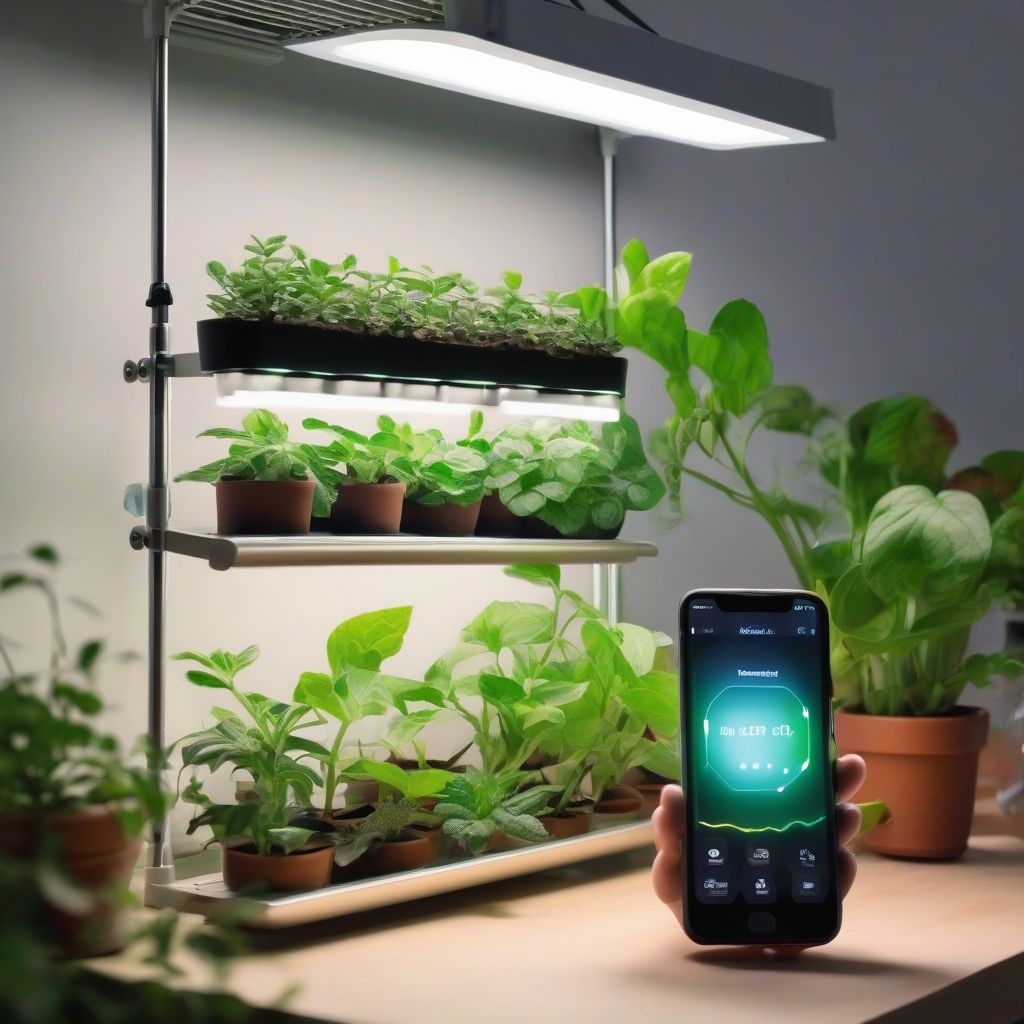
[{"x1": 703, "y1": 685, "x2": 810, "y2": 792}]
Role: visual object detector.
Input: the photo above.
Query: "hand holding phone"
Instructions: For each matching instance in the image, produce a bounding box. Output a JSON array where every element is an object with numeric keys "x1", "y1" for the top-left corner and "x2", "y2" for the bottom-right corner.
[
  {"x1": 668, "y1": 590, "x2": 866, "y2": 946},
  {"x1": 651, "y1": 756, "x2": 865, "y2": 946}
]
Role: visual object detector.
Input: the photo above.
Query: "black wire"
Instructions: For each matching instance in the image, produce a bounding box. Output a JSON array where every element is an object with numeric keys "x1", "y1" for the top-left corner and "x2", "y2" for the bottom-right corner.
[{"x1": 545, "y1": 0, "x2": 659, "y2": 35}]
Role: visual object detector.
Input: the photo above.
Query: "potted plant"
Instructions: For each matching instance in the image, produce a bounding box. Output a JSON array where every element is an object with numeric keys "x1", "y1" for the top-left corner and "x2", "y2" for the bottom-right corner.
[
  {"x1": 433, "y1": 768, "x2": 561, "y2": 855},
  {"x1": 302, "y1": 417, "x2": 418, "y2": 534},
  {"x1": 617, "y1": 237, "x2": 1023, "y2": 858},
  {"x1": 335, "y1": 761, "x2": 452, "y2": 872},
  {"x1": 292, "y1": 605, "x2": 425, "y2": 825},
  {"x1": 393, "y1": 418, "x2": 488, "y2": 535},
  {"x1": 0, "y1": 545, "x2": 169, "y2": 956},
  {"x1": 175, "y1": 408, "x2": 342, "y2": 535},
  {"x1": 173, "y1": 646, "x2": 336, "y2": 892}
]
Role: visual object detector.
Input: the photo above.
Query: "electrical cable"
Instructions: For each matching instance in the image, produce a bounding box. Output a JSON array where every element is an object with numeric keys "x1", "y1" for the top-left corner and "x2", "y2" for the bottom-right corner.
[{"x1": 545, "y1": 0, "x2": 659, "y2": 35}]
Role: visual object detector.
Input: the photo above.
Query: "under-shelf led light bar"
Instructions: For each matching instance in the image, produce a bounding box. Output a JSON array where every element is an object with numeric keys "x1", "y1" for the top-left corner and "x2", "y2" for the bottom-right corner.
[
  {"x1": 287, "y1": 1, "x2": 834, "y2": 150},
  {"x1": 215, "y1": 374, "x2": 621, "y2": 423}
]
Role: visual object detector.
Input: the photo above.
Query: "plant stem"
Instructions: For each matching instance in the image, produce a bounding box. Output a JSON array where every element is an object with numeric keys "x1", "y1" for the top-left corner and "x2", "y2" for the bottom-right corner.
[{"x1": 322, "y1": 721, "x2": 349, "y2": 820}]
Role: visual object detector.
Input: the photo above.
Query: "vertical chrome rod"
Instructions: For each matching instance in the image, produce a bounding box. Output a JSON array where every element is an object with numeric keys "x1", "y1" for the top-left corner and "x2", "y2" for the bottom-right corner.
[
  {"x1": 594, "y1": 128, "x2": 623, "y2": 623},
  {"x1": 147, "y1": 26, "x2": 172, "y2": 872}
]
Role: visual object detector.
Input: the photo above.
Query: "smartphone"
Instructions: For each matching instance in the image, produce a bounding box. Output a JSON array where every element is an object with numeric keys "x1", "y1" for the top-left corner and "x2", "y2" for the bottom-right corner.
[{"x1": 679, "y1": 590, "x2": 840, "y2": 946}]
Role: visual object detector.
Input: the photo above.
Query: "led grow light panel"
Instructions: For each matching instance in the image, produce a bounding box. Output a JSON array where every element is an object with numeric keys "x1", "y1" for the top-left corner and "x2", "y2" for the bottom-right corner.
[{"x1": 289, "y1": 28, "x2": 826, "y2": 150}]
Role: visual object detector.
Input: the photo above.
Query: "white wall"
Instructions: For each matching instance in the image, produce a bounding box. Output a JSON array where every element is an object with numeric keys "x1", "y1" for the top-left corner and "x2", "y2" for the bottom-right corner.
[{"x1": 0, "y1": 0, "x2": 603, "y2": 844}]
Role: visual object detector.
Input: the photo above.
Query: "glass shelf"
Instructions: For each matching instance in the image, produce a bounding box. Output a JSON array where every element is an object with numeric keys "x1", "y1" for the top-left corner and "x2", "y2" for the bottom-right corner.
[{"x1": 163, "y1": 530, "x2": 658, "y2": 571}]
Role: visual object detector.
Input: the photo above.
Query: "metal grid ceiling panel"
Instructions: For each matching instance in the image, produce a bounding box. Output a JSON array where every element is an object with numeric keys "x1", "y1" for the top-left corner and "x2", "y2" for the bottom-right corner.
[{"x1": 175, "y1": 0, "x2": 445, "y2": 44}]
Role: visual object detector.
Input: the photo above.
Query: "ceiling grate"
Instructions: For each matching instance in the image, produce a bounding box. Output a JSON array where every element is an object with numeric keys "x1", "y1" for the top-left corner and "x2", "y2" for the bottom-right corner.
[{"x1": 173, "y1": 0, "x2": 445, "y2": 45}]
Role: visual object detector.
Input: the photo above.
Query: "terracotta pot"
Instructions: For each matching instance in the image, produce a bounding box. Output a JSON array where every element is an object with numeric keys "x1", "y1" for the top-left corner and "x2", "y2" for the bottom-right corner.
[
  {"x1": 401, "y1": 498, "x2": 482, "y2": 536},
  {"x1": 215, "y1": 479, "x2": 314, "y2": 535},
  {"x1": 634, "y1": 782, "x2": 667, "y2": 817},
  {"x1": 0, "y1": 805, "x2": 141, "y2": 957},
  {"x1": 835, "y1": 706, "x2": 989, "y2": 860},
  {"x1": 592, "y1": 784, "x2": 644, "y2": 825},
  {"x1": 475, "y1": 494, "x2": 523, "y2": 538},
  {"x1": 540, "y1": 809, "x2": 593, "y2": 838},
  {"x1": 330, "y1": 481, "x2": 406, "y2": 534},
  {"x1": 359, "y1": 832, "x2": 437, "y2": 876},
  {"x1": 221, "y1": 843, "x2": 334, "y2": 892}
]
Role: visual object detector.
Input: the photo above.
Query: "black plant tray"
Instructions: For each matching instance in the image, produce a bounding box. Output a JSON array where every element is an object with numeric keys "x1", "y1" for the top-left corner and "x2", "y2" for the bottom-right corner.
[{"x1": 197, "y1": 318, "x2": 628, "y2": 397}]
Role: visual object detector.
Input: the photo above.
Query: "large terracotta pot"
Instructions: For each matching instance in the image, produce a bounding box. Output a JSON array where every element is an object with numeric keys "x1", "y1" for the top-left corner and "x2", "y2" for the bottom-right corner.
[
  {"x1": 0, "y1": 805, "x2": 141, "y2": 957},
  {"x1": 401, "y1": 498, "x2": 482, "y2": 536},
  {"x1": 835, "y1": 706, "x2": 989, "y2": 860},
  {"x1": 215, "y1": 479, "x2": 315, "y2": 535},
  {"x1": 330, "y1": 481, "x2": 406, "y2": 534},
  {"x1": 221, "y1": 843, "x2": 334, "y2": 892}
]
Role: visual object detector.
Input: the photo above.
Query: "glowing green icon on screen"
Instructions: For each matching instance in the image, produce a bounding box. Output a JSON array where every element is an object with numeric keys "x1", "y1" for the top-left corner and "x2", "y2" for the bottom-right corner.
[{"x1": 703, "y1": 686, "x2": 810, "y2": 792}]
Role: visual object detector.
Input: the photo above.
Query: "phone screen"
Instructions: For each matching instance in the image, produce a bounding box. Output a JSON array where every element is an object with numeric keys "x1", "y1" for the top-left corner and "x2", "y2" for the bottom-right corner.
[{"x1": 680, "y1": 591, "x2": 840, "y2": 945}]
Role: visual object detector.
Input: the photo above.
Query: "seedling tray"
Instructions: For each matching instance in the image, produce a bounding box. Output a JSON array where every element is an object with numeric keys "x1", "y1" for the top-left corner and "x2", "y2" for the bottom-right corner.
[
  {"x1": 146, "y1": 819, "x2": 652, "y2": 928},
  {"x1": 196, "y1": 318, "x2": 628, "y2": 398}
]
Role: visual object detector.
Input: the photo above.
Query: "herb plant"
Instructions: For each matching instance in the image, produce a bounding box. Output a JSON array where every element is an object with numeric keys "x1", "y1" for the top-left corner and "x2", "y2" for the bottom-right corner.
[
  {"x1": 332, "y1": 796, "x2": 441, "y2": 867},
  {"x1": 173, "y1": 646, "x2": 330, "y2": 856},
  {"x1": 301, "y1": 417, "x2": 418, "y2": 486},
  {"x1": 175, "y1": 409, "x2": 344, "y2": 518},
  {"x1": 433, "y1": 768, "x2": 561, "y2": 854},
  {"x1": 207, "y1": 237, "x2": 619, "y2": 357},
  {"x1": 0, "y1": 545, "x2": 168, "y2": 833},
  {"x1": 391, "y1": 417, "x2": 488, "y2": 506}
]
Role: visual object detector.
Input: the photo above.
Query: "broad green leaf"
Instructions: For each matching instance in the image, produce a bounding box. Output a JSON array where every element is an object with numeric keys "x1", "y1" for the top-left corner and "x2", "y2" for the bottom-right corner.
[
  {"x1": 327, "y1": 606, "x2": 412, "y2": 675},
  {"x1": 620, "y1": 238, "x2": 650, "y2": 286},
  {"x1": 461, "y1": 601, "x2": 553, "y2": 654},
  {"x1": 704, "y1": 299, "x2": 772, "y2": 416},
  {"x1": 616, "y1": 290, "x2": 687, "y2": 375},
  {"x1": 503, "y1": 563, "x2": 561, "y2": 591},
  {"x1": 184, "y1": 669, "x2": 231, "y2": 690},
  {"x1": 863, "y1": 487, "x2": 991, "y2": 606},
  {"x1": 479, "y1": 673, "x2": 527, "y2": 707},
  {"x1": 293, "y1": 671, "x2": 345, "y2": 720},
  {"x1": 621, "y1": 671, "x2": 679, "y2": 736},
  {"x1": 635, "y1": 251, "x2": 692, "y2": 303}
]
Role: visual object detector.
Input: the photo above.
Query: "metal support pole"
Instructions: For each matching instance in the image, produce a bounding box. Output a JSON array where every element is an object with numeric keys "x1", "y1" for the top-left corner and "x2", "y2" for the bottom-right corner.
[
  {"x1": 144, "y1": 1, "x2": 174, "y2": 883},
  {"x1": 593, "y1": 128, "x2": 624, "y2": 624}
]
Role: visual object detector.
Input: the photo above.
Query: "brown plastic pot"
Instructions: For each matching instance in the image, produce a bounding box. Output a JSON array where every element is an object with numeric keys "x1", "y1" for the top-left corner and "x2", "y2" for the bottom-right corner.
[
  {"x1": 540, "y1": 809, "x2": 593, "y2": 838},
  {"x1": 330, "y1": 481, "x2": 406, "y2": 534},
  {"x1": 401, "y1": 498, "x2": 481, "y2": 536},
  {"x1": 0, "y1": 805, "x2": 141, "y2": 957},
  {"x1": 835, "y1": 705, "x2": 989, "y2": 860},
  {"x1": 359, "y1": 832, "x2": 437, "y2": 876},
  {"x1": 475, "y1": 494, "x2": 523, "y2": 538},
  {"x1": 215, "y1": 479, "x2": 315, "y2": 535},
  {"x1": 221, "y1": 843, "x2": 334, "y2": 892},
  {"x1": 592, "y1": 784, "x2": 644, "y2": 825}
]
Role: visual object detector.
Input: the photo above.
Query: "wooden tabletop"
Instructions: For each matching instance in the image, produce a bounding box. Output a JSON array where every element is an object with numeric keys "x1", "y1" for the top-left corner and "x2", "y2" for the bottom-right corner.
[{"x1": 102, "y1": 814, "x2": 1024, "y2": 1024}]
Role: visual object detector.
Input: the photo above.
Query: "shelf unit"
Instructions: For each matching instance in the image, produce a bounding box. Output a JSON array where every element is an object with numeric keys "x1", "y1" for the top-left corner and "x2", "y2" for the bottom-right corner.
[{"x1": 130, "y1": 0, "x2": 652, "y2": 913}]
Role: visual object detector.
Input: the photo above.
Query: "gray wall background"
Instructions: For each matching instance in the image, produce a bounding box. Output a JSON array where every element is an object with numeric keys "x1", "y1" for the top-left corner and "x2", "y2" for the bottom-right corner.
[{"x1": 1, "y1": 0, "x2": 1021, "y2": 841}]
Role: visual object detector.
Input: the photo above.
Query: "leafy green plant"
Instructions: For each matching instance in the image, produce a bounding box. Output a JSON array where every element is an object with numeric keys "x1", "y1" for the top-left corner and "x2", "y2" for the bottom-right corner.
[
  {"x1": 173, "y1": 646, "x2": 330, "y2": 856},
  {"x1": 0, "y1": 545, "x2": 168, "y2": 832},
  {"x1": 331, "y1": 796, "x2": 441, "y2": 867},
  {"x1": 614, "y1": 236, "x2": 1023, "y2": 714},
  {"x1": 421, "y1": 564, "x2": 678, "y2": 810},
  {"x1": 390, "y1": 417, "x2": 488, "y2": 507},
  {"x1": 301, "y1": 417, "x2": 418, "y2": 486},
  {"x1": 206, "y1": 237, "x2": 619, "y2": 357},
  {"x1": 292, "y1": 606, "x2": 424, "y2": 820},
  {"x1": 433, "y1": 768, "x2": 561, "y2": 854},
  {"x1": 174, "y1": 409, "x2": 344, "y2": 518}
]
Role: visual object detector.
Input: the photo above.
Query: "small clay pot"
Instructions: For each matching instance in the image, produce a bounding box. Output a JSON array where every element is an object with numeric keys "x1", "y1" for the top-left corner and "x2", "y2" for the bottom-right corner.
[
  {"x1": 835, "y1": 706, "x2": 989, "y2": 860},
  {"x1": 359, "y1": 832, "x2": 437, "y2": 876},
  {"x1": 475, "y1": 494, "x2": 523, "y2": 538},
  {"x1": 0, "y1": 805, "x2": 141, "y2": 957},
  {"x1": 592, "y1": 784, "x2": 644, "y2": 825},
  {"x1": 401, "y1": 498, "x2": 482, "y2": 536},
  {"x1": 330, "y1": 481, "x2": 406, "y2": 534},
  {"x1": 221, "y1": 843, "x2": 334, "y2": 893},
  {"x1": 215, "y1": 479, "x2": 315, "y2": 535},
  {"x1": 540, "y1": 810, "x2": 593, "y2": 838}
]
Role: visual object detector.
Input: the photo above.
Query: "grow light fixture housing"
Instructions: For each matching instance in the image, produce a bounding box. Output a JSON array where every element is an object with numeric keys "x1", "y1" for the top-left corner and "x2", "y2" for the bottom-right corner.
[{"x1": 286, "y1": 0, "x2": 835, "y2": 150}]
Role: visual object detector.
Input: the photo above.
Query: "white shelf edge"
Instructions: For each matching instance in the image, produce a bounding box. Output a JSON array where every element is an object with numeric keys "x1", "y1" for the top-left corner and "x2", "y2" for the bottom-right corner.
[
  {"x1": 163, "y1": 530, "x2": 658, "y2": 570},
  {"x1": 147, "y1": 820, "x2": 653, "y2": 928}
]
